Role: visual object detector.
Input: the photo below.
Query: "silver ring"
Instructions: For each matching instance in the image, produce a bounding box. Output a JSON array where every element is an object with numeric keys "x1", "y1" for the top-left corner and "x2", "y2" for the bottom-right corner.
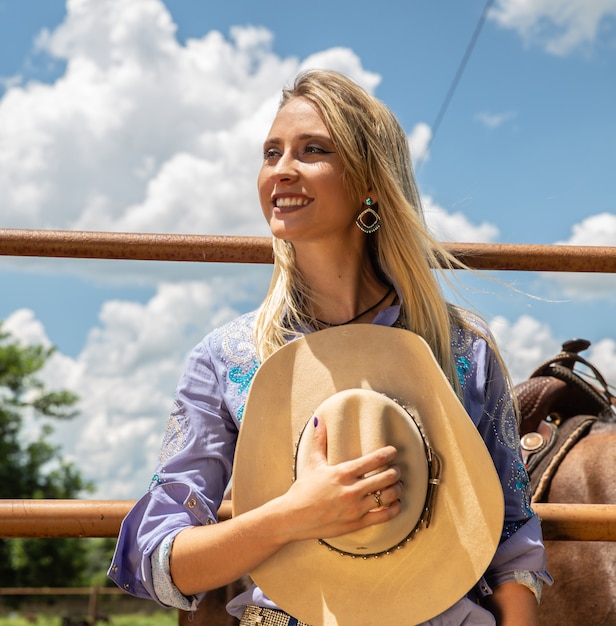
[{"x1": 373, "y1": 490, "x2": 382, "y2": 507}]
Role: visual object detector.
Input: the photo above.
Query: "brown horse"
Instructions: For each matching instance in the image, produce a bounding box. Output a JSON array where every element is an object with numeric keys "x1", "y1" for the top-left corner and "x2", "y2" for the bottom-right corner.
[{"x1": 515, "y1": 339, "x2": 616, "y2": 626}]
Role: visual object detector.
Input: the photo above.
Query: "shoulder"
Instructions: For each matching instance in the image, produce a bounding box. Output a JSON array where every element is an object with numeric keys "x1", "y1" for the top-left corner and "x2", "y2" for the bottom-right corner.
[
  {"x1": 449, "y1": 306, "x2": 492, "y2": 359},
  {"x1": 197, "y1": 310, "x2": 260, "y2": 423},
  {"x1": 204, "y1": 310, "x2": 259, "y2": 366},
  {"x1": 447, "y1": 306, "x2": 505, "y2": 396}
]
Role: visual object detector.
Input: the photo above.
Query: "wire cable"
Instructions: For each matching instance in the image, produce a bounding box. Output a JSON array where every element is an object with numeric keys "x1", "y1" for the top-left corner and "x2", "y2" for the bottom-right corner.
[{"x1": 418, "y1": 0, "x2": 495, "y2": 171}]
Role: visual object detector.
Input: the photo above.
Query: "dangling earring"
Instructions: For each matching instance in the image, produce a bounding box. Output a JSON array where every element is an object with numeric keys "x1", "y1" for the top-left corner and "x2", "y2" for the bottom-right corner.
[{"x1": 355, "y1": 198, "x2": 381, "y2": 234}]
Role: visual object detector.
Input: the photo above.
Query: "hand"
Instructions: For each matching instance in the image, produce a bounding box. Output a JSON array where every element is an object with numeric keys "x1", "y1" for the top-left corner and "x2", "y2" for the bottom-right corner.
[{"x1": 280, "y1": 416, "x2": 403, "y2": 543}]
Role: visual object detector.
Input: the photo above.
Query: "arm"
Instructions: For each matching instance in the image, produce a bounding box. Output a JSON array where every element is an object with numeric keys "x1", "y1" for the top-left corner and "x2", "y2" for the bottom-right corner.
[
  {"x1": 453, "y1": 317, "x2": 551, "y2": 619},
  {"x1": 111, "y1": 315, "x2": 398, "y2": 604},
  {"x1": 170, "y1": 418, "x2": 402, "y2": 594},
  {"x1": 483, "y1": 581, "x2": 539, "y2": 626}
]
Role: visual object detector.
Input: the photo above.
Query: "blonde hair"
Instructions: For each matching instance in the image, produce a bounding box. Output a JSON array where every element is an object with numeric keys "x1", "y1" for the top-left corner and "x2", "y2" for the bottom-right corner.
[{"x1": 254, "y1": 70, "x2": 475, "y2": 391}]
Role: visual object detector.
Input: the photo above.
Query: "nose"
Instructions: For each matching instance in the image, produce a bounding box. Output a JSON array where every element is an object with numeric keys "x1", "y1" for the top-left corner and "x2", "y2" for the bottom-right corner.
[{"x1": 270, "y1": 150, "x2": 299, "y2": 183}]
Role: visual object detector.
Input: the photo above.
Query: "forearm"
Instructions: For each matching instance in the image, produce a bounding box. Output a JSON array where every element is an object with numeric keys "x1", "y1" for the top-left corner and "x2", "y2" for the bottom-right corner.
[
  {"x1": 169, "y1": 436, "x2": 402, "y2": 596},
  {"x1": 170, "y1": 484, "x2": 399, "y2": 594},
  {"x1": 482, "y1": 581, "x2": 539, "y2": 626},
  {"x1": 170, "y1": 495, "x2": 292, "y2": 595}
]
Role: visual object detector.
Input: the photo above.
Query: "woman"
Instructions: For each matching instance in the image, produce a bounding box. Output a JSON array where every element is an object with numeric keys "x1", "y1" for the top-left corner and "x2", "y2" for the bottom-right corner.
[{"x1": 109, "y1": 69, "x2": 551, "y2": 624}]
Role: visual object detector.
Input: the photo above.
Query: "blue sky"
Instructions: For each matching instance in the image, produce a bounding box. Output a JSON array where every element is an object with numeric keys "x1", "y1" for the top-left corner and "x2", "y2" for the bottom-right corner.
[{"x1": 1, "y1": 0, "x2": 615, "y2": 498}]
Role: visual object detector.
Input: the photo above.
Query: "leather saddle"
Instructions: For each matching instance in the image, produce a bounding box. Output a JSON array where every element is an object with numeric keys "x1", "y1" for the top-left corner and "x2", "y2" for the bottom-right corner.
[{"x1": 514, "y1": 339, "x2": 615, "y2": 501}]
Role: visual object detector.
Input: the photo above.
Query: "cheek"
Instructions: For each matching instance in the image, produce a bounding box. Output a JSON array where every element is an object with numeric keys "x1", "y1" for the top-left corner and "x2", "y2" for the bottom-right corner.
[{"x1": 257, "y1": 169, "x2": 271, "y2": 218}]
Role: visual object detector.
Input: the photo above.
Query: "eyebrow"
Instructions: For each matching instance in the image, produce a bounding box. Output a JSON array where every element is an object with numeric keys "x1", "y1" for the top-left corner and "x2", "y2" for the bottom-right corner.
[{"x1": 263, "y1": 133, "x2": 333, "y2": 146}]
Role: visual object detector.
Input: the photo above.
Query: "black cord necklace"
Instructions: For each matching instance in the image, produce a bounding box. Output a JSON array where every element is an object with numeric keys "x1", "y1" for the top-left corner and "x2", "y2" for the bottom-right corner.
[{"x1": 315, "y1": 287, "x2": 393, "y2": 328}]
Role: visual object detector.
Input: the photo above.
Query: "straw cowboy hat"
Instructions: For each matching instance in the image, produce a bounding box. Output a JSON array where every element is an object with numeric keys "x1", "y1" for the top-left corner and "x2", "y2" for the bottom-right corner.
[{"x1": 232, "y1": 324, "x2": 504, "y2": 626}]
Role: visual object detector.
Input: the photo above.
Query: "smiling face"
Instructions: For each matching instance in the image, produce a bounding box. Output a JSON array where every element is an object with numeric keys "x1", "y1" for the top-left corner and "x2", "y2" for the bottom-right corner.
[{"x1": 258, "y1": 97, "x2": 367, "y2": 246}]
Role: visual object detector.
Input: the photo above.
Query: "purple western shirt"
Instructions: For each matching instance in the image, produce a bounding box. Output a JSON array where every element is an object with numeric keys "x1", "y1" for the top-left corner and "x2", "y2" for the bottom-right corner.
[{"x1": 109, "y1": 302, "x2": 551, "y2": 624}]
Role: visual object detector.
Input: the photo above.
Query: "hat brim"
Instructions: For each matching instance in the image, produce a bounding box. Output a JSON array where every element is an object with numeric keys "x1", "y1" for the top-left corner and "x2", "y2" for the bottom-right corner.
[{"x1": 232, "y1": 325, "x2": 504, "y2": 626}]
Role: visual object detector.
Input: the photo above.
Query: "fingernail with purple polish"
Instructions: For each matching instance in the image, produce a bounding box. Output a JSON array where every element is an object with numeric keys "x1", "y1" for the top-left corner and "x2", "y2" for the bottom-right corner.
[{"x1": 314, "y1": 416, "x2": 319, "y2": 428}]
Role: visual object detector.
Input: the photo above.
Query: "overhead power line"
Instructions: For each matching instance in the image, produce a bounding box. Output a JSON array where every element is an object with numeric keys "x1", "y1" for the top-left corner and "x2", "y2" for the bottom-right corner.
[{"x1": 419, "y1": 0, "x2": 495, "y2": 170}]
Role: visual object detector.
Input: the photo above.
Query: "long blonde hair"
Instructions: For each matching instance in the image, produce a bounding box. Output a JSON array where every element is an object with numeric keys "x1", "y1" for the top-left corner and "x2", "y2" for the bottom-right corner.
[{"x1": 255, "y1": 69, "x2": 472, "y2": 391}]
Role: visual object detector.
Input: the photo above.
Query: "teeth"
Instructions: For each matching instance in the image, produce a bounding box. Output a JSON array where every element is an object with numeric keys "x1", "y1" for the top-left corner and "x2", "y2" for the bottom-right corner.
[{"x1": 275, "y1": 197, "x2": 310, "y2": 208}]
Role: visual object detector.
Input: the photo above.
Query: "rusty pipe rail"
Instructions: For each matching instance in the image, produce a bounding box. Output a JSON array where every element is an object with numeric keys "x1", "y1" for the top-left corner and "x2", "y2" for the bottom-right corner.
[
  {"x1": 536, "y1": 503, "x2": 616, "y2": 541},
  {"x1": 0, "y1": 499, "x2": 614, "y2": 541},
  {"x1": 0, "y1": 228, "x2": 273, "y2": 264},
  {"x1": 0, "y1": 499, "x2": 231, "y2": 538},
  {"x1": 1, "y1": 228, "x2": 616, "y2": 272},
  {"x1": 0, "y1": 586, "x2": 126, "y2": 595}
]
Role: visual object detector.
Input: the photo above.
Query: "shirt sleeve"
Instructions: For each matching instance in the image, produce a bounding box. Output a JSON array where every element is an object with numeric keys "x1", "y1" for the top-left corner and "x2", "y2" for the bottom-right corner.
[
  {"x1": 454, "y1": 319, "x2": 552, "y2": 598},
  {"x1": 108, "y1": 334, "x2": 239, "y2": 605}
]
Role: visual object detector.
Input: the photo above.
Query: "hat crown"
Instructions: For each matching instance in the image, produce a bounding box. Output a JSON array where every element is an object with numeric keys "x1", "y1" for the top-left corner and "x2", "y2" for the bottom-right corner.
[{"x1": 295, "y1": 389, "x2": 429, "y2": 555}]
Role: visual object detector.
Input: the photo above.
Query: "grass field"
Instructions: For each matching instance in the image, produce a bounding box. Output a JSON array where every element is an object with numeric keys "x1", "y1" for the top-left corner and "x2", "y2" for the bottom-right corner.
[
  {"x1": 0, "y1": 595, "x2": 180, "y2": 625},
  {"x1": 0, "y1": 612, "x2": 178, "y2": 625}
]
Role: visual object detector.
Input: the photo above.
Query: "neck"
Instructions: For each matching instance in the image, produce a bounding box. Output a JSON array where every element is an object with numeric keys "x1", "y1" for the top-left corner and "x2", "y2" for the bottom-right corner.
[
  {"x1": 294, "y1": 240, "x2": 391, "y2": 326},
  {"x1": 315, "y1": 286, "x2": 393, "y2": 327}
]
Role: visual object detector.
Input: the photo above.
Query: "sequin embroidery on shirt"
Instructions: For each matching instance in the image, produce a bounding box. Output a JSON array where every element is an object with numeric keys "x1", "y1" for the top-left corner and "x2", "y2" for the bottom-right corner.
[
  {"x1": 148, "y1": 473, "x2": 163, "y2": 491},
  {"x1": 159, "y1": 407, "x2": 186, "y2": 464},
  {"x1": 456, "y1": 355, "x2": 471, "y2": 386},
  {"x1": 212, "y1": 312, "x2": 260, "y2": 423},
  {"x1": 509, "y1": 461, "x2": 534, "y2": 518},
  {"x1": 496, "y1": 393, "x2": 519, "y2": 451},
  {"x1": 229, "y1": 360, "x2": 260, "y2": 395},
  {"x1": 450, "y1": 311, "x2": 534, "y2": 523},
  {"x1": 229, "y1": 360, "x2": 259, "y2": 422},
  {"x1": 220, "y1": 315, "x2": 258, "y2": 368},
  {"x1": 450, "y1": 313, "x2": 475, "y2": 356},
  {"x1": 450, "y1": 320, "x2": 477, "y2": 394}
]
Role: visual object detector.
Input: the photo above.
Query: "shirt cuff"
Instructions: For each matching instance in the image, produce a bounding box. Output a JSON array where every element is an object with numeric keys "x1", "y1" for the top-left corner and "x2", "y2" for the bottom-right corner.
[
  {"x1": 479, "y1": 569, "x2": 545, "y2": 603},
  {"x1": 512, "y1": 570, "x2": 545, "y2": 602},
  {"x1": 151, "y1": 532, "x2": 199, "y2": 611}
]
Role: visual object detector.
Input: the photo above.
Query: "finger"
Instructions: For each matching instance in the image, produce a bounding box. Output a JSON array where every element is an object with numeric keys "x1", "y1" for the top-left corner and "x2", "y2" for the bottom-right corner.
[
  {"x1": 366, "y1": 480, "x2": 403, "y2": 510},
  {"x1": 361, "y1": 465, "x2": 401, "y2": 494},
  {"x1": 364, "y1": 499, "x2": 402, "y2": 522},
  {"x1": 306, "y1": 415, "x2": 328, "y2": 468},
  {"x1": 345, "y1": 445, "x2": 398, "y2": 479},
  {"x1": 369, "y1": 489, "x2": 385, "y2": 510}
]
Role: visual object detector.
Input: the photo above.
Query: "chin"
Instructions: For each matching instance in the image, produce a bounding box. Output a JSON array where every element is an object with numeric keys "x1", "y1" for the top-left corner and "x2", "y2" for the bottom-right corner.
[{"x1": 269, "y1": 221, "x2": 298, "y2": 242}]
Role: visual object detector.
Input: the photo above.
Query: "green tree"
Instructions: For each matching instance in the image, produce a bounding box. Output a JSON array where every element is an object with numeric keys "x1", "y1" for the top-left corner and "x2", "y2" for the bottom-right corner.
[{"x1": 0, "y1": 321, "x2": 94, "y2": 587}]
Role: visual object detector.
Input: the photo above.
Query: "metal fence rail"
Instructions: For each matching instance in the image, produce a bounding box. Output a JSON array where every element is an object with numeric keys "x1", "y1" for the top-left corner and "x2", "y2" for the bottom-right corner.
[
  {"x1": 0, "y1": 499, "x2": 615, "y2": 541},
  {"x1": 2, "y1": 227, "x2": 616, "y2": 272}
]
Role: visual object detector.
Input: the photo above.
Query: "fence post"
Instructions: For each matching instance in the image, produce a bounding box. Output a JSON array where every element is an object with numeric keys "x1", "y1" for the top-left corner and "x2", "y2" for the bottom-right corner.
[
  {"x1": 88, "y1": 586, "x2": 99, "y2": 626},
  {"x1": 177, "y1": 584, "x2": 241, "y2": 625}
]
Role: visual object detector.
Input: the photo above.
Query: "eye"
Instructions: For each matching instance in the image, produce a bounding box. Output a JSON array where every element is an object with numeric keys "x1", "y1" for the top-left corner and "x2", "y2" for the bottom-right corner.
[
  {"x1": 304, "y1": 144, "x2": 332, "y2": 155},
  {"x1": 263, "y1": 147, "x2": 281, "y2": 161}
]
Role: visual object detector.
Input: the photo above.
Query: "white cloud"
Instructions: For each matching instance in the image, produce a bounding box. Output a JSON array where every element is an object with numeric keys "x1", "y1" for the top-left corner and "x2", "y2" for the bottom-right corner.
[
  {"x1": 422, "y1": 195, "x2": 500, "y2": 243},
  {"x1": 4, "y1": 308, "x2": 53, "y2": 348},
  {"x1": 299, "y1": 48, "x2": 382, "y2": 92},
  {"x1": 587, "y1": 337, "x2": 616, "y2": 388},
  {"x1": 475, "y1": 110, "x2": 517, "y2": 129},
  {"x1": 408, "y1": 122, "x2": 432, "y2": 167},
  {"x1": 491, "y1": 315, "x2": 616, "y2": 407},
  {"x1": 0, "y1": 0, "x2": 389, "y2": 288},
  {"x1": 490, "y1": 0, "x2": 616, "y2": 56},
  {"x1": 489, "y1": 314, "x2": 562, "y2": 383},
  {"x1": 25, "y1": 276, "x2": 263, "y2": 499},
  {"x1": 540, "y1": 212, "x2": 616, "y2": 300},
  {"x1": 557, "y1": 212, "x2": 616, "y2": 246},
  {"x1": 0, "y1": 0, "x2": 284, "y2": 238}
]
